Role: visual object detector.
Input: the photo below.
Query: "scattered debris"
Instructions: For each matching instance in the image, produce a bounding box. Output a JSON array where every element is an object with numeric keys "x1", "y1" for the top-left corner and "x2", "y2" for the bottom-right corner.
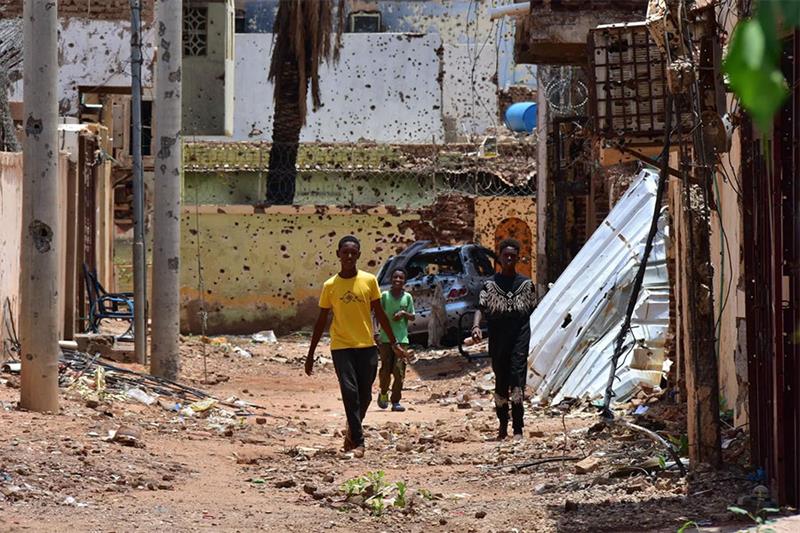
[
  {"x1": 252, "y1": 330, "x2": 278, "y2": 344},
  {"x1": 106, "y1": 426, "x2": 144, "y2": 448},
  {"x1": 574, "y1": 456, "x2": 603, "y2": 475},
  {"x1": 233, "y1": 346, "x2": 252, "y2": 359},
  {"x1": 126, "y1": 387, "x2": 157, "y2": 406}
]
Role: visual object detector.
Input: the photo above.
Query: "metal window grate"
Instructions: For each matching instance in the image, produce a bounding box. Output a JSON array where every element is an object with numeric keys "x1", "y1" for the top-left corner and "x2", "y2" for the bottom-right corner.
[
  {"x1": 588, "y1": 21, "x2": 691, "y2": 146},
  {"x1": 183, "y1": 6, "x2": 208, "y2": 57}
]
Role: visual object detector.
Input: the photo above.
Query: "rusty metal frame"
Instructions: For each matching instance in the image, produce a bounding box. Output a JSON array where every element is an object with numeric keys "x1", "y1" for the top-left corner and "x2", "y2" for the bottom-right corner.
[
  {"x1": 588, "y1": 21, "x2": 693, "y2": 147},
  {"x1": 744, "y1": 31, "x2": 800, "y2": 509}
]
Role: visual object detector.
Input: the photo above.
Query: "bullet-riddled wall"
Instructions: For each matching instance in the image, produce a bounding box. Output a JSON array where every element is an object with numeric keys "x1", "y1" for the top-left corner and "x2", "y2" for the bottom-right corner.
[
  {"x1": 474, "y1": 197, "x2": 537, "y2": 281},
  {"x1": 178, "y1": 142, "x2": 535, "y2": 334},
  {"x1": 180, "y1": 205, "x2": 421, "y2": 334}
]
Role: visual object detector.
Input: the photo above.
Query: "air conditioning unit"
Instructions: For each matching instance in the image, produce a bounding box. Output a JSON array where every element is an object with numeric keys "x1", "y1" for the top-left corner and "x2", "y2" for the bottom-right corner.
[
  {"x1": 588, "y1": 21, "x2": 692, "y2": 148},
  {"x1": 349, "y1": 11, "x2": 381, "y2": 33}
]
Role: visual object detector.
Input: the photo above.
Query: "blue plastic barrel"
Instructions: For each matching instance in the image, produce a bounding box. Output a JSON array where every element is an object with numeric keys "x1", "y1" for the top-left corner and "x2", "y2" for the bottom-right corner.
[{"x1": 504, "y1": 102, "x2": 538, "y2": 133}]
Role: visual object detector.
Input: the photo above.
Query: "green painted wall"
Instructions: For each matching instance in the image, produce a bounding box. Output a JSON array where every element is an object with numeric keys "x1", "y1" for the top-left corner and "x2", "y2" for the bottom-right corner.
[{"x1": 180, "y1": 208, "x2": 420, "y2": 334}]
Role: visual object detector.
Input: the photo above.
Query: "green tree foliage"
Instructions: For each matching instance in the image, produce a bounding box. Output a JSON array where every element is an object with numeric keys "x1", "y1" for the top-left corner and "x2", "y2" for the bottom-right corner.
[{"x1": 723, "y1": 0, "x2": 800, "y2": 132}]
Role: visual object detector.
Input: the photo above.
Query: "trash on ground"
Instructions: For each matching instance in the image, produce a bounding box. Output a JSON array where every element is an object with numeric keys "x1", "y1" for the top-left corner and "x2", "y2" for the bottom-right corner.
[
  {"x1": 252, "y1": 330, "x2": 278, "y2": 344},
  {"x1": 126, "y1": 387, "x2": 157, "y2": 405}
]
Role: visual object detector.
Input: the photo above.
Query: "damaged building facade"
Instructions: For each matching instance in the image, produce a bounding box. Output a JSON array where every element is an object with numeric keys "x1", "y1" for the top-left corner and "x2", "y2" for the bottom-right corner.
[
  {"x1": 511, "y1": 0, "x2": 800, "y2": 509},
  {"x1": 179, "y1": 0, "x2": 539, "y2": 334},
  {"x1": 1, "y1": 1, "x2": 539, "y2": 335}
]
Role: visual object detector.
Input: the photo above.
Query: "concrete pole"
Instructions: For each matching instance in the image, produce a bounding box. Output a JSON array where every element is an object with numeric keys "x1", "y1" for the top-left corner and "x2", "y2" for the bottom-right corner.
[
  {"x1": 19, "y1": 0, "x2": 60, "y2": 412},
  {"x1": 130, "y1": 0, "x2": 148, "y2": 364},
  {"x1": 150, "y1": 0, "x2": 182, "y2": 379}
]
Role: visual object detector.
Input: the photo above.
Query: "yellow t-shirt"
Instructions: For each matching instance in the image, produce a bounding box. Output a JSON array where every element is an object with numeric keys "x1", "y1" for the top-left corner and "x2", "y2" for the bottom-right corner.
[{"x1": 319, "y1": 270, "x2": 381, "y2": 350}]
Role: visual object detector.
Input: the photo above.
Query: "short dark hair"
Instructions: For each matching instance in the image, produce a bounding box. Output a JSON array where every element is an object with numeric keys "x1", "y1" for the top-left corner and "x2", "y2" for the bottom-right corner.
[
  {"x1": 337, "y1": 235, "x2": 361, "y2": 250},
  {"x1": 498, "y1": 238, "x2": 521, "y2": 253},
  {"x1": 391, "y1": 267, "x2": 407, "y2": 278}
]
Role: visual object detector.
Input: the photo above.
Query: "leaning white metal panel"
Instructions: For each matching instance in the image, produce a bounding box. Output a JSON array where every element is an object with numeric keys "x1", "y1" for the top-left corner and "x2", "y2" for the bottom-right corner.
[{"x1": 527, "y1": 169, "x2": 670, "y2": 405}]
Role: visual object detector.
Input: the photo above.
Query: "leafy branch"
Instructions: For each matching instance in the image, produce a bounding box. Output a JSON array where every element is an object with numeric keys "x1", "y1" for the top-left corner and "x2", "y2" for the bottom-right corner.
[{"x1": 724, "y1": 0, "x2": 800, "y2": 132}]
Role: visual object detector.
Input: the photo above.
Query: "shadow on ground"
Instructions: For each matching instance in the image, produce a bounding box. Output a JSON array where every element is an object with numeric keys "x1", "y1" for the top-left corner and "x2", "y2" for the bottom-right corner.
[{"x1": 409, "y1": 348, "x2": 491, "y2": 381}]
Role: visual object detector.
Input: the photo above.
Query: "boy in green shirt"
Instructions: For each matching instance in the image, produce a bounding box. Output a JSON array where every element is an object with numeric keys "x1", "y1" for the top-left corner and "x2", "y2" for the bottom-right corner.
[{"x1": 377, "y1": 268, "x2": 415, "y2": 412}]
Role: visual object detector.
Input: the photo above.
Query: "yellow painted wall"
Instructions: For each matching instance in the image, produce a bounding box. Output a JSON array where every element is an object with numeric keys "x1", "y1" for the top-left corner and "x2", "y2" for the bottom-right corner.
[
  {"x1": 473, "y1": 197, "x2": 537, "y2": 282},
  {"x1": 180, "y1": 205, "x2": 419, "y2": 334}
]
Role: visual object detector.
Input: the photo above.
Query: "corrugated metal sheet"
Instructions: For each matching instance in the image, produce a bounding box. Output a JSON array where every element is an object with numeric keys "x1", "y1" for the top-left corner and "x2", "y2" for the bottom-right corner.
[{"x1": 527, "y1": 168, "x2": 669, "y2": 405}]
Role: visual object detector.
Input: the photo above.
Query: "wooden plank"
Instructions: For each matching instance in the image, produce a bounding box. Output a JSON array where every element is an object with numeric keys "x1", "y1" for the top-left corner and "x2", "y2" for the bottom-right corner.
[
  {"x1": 63, "y1": 155, "x2": 79, "y2": 340},
  {"x1": 56, "y1": 152, "x2": 68, "y2": 341},
  {"x1": 682, "y1": 179, "x2": 722, "y2": 469}
]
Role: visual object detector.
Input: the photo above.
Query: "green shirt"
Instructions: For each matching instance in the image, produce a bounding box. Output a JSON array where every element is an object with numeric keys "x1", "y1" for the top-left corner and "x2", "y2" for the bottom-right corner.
[{"x1": 378, "y1": 290, "x2": 415, "y2": 344}]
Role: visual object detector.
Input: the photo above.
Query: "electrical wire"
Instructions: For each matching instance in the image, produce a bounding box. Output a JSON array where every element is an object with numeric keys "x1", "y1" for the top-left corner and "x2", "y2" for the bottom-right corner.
[{"x1": 601, "y1": 95, "x2": 675, "y2": 418}]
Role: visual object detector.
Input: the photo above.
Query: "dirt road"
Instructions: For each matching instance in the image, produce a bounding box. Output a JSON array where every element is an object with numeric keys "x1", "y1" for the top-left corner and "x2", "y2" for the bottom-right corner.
[{"x1": 0, "y1": 336, "x2": 758, "y2": 532}]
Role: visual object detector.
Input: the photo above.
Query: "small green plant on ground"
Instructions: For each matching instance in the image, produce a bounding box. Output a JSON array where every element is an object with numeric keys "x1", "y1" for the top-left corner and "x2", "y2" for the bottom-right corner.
[
  {"x1": 340, "y1": 471, "x2": 418, "y2": 516},
  {"x1": 667, "y1": 433, "x2": 690, "y2": 457},
  {"x1": 677, "y1": 520, "x2": 700, "y2": 533},
  {"x1": 728, "y1": 505, "x2": 780, "y2": 532}
]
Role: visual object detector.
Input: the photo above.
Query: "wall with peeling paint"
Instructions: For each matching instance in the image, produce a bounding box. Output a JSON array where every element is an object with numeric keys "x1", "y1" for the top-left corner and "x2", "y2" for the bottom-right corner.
[
  {"x1": 7, "y1": 19, "x2": 155, "y2": 116},
  {"x1": 179, "y1": 206, "x2": 420, "y2": 334}
]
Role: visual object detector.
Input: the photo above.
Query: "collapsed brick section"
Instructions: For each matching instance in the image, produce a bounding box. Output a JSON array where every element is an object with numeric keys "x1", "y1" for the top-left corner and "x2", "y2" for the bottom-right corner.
[
  {"x1": 0, "y1": 0, "x2": 154, "y2": 21},
  {"x1": 398, "y1": 194, "x2": 475, "y2": 245}
]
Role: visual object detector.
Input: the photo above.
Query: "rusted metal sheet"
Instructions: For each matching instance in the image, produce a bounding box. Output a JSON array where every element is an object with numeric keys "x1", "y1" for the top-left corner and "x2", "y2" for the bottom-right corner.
[{"x1": 743, "y1": 33, "x2": 800, "y2": 508}]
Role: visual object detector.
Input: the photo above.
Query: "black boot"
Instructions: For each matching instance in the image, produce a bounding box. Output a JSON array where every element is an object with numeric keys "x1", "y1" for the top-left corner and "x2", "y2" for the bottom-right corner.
[
  {"x1": 511, "y1": 402, "x2": 524, "y2": 437},
  {"x1": 496, "y1": 405, "x2": 509, "y2": 440}
]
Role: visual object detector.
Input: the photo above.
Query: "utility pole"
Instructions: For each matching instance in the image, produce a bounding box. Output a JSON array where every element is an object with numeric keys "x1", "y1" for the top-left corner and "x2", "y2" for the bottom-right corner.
[
  {"x1": 19, "y1": 0, "x2": 59, "y2": 412},
  {"x1": 130, "y1": 0, "x2": 147, "y2": 364},
  {"x1": 150, "y1": 0, "x2": 182, "y2": 379}
]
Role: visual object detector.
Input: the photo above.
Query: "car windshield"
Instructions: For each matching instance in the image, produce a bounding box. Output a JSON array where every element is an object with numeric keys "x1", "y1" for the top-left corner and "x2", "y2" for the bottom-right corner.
[{"x1": 406, "y1": 250, "x2": 463, "y2": 279}]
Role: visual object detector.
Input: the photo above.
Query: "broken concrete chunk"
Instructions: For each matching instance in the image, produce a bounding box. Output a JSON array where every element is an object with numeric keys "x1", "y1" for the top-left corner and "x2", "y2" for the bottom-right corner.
[{"x1": 574, "y1": 456, "x2": 603, "y2": 474}]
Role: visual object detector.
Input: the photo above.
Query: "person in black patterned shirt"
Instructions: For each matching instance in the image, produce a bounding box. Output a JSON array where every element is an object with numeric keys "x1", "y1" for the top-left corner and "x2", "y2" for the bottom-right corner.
[{"x1": 471, "y1": 239, "x2": 537, "y2": 441}]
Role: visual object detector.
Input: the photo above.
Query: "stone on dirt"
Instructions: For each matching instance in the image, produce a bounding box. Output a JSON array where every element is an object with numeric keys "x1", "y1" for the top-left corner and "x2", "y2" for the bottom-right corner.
[{"x1": 575, "y1": 456, "x2": 603, "y2": 474}]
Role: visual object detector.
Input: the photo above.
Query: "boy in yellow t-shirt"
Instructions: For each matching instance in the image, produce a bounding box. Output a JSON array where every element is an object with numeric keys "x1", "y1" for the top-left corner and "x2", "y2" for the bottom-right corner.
[{"x1": 304, "y1": 235, "x2": 401, "y2": 457}]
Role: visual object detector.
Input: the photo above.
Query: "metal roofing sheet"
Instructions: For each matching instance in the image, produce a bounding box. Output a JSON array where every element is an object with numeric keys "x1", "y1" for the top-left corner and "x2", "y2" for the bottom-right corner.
[{"x1": 527, "y1": 168, "x2": 669, "y2": 405}]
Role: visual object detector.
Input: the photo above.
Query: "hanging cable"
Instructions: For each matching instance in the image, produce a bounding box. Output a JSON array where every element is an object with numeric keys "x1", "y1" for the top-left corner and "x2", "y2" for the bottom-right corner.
[{"x1": 601, "y1": 94, "x2": 675, "y2": 419}]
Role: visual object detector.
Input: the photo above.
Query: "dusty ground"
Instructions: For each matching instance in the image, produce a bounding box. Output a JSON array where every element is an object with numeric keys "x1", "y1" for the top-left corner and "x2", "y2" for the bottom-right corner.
[{"x1": 0, "y1": 335, "x2": 777, "y2": 532}]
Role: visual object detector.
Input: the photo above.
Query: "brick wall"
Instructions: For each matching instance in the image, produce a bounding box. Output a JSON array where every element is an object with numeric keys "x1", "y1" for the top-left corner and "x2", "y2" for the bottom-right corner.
[{"x1": 0, "y1": 0, "x2": 154, "y2": 21}]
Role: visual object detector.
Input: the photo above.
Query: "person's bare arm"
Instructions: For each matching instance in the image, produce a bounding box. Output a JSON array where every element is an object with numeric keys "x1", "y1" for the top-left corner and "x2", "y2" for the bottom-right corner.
[
  {"x1": 305, "y1": 307, "x2": 330, "y2": 376},
  {"x1": 393, "y1": 310, "x2": 415, "y2": 321},
  {"x1": 471, "y1": 309, "x2": 483, "y2": 341}
]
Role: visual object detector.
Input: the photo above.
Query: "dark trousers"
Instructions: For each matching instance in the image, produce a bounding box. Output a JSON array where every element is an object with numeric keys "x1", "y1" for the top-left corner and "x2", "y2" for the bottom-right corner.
[
  {"x1": 491, "y1": 348, "x2": 527, "y2": 434},
  {"x1": 332, "y1": 346, "x2": 379, "y2": 447},
  {"x1": 378, "y1": 343, "x2": 407, "y2": 404}
]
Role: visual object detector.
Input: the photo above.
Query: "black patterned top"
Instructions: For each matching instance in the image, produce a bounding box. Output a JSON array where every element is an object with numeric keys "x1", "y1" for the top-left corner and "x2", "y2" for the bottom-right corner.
[{"x1": 479, "y1": 273, "x2": 537, "y2": 355}]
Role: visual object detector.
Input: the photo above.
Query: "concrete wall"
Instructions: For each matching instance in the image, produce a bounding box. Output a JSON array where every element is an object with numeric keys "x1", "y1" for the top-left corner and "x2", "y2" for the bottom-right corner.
[
  {"x1": 0, "y1": 152, "x2": 22, "y2": 358},
  {"x1": 184, "y1": 1, "x2": 234, "y2": 135},
  {"x1": 0, "y1": 152, "x2": 76, "y2": 354},
  {"x1": 180, "y1": 205, "x2": 420, "y2": 334},
  {"x1": 179, "y1": 193, "x2": 536, "y2": 334},
  {"x1": 0, "y1": 0, "x2": 154, "y2": 20},
  {"x1": 184, "y1": 170, "x2": 436, "y2": 207},
  {"x1": 713, "y1": 99, "x2": 747, "y2": 425},
  {"x1": 8, "y1": 19, "x2": 156, "y2": 117},
  {"x1": 217, "y1": 33, "x2": 446, "y2": 143}
]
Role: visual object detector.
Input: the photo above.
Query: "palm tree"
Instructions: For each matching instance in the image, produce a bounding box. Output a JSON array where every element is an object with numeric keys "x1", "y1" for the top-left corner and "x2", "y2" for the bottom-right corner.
[
  {"x1": 0, "y1": 17, "x2": 22, "y2": 151},
  {"x1": 266, "y1": 0, "x2": 344, "y2": 204}
]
